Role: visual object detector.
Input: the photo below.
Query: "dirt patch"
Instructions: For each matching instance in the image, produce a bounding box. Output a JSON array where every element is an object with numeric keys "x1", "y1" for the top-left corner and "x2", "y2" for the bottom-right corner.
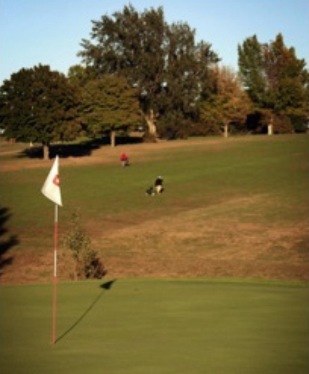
[
  {"x1": 84, "y1": 196, "x2": 309, "y2": 282},
  {"x1": 1, "y1": 194, "x2": 308, "y2": 284}
]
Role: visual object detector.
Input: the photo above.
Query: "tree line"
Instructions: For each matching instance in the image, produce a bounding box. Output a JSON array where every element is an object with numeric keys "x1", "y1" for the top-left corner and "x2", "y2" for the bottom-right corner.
[{"x1": 1, "y1": 5, "x2": 308, "y2": 159}]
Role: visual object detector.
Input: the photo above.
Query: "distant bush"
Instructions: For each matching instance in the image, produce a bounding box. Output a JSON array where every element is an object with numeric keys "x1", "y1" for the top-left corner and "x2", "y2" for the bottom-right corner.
[
  {"x1": 290, "y1": 115, "x2": 309, "y2": 133},
  {"x1": 273, "y1": 115, "x2": 294, "y2": 134}
]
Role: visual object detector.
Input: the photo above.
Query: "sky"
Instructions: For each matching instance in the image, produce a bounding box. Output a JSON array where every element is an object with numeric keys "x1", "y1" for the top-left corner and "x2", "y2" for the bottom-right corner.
[{"x1": 1, "y1": 0, "x2": 309, "y2": 84}]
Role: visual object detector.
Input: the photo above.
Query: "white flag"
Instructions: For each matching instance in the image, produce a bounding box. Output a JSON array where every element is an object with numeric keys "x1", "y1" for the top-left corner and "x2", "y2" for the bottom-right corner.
[{"x1": 41, "y1": 155, "x2": 63, "y2": 206}]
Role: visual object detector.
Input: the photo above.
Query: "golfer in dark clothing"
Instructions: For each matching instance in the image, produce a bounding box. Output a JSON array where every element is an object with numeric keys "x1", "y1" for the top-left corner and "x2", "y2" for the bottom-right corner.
[{"x1": 154, "y1": 176, "x2": 164, "y2": 194}]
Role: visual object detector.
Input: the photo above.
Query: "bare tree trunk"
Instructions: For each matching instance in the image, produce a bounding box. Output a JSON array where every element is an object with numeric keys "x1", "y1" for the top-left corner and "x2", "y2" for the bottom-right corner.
[
  {"x1": 223, "y1": 123, "x2": 229, "y2": 138},
  {"x1": 43, "y1": 144, "x2": 49, "y2": 160},
  {"x1": 145, "y1": 109, "x2": 157, "y2": 137},
  {"x1": 268, "y1": 115, "x2": 273, "y2": 135},
  {"x1": 110, "y1": 130, "x2": 116, "y2": 147}
]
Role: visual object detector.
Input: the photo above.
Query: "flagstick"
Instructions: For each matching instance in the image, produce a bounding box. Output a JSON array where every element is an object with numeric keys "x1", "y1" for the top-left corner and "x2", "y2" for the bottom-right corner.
[
  {"x1": 41, "y1": 155, "x2": 62, "y2": 345},
  {"x1": 51, "y1": 204, "x2": 58, "y2": 345}
]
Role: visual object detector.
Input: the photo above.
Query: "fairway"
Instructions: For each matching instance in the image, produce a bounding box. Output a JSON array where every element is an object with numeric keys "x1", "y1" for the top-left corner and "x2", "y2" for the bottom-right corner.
[
  {"x1": 1, "y1": 279, "x2": 308, "y2": 374},
  {"x1": 0, "y1": 134, "x2": 308, "y2": 283}
]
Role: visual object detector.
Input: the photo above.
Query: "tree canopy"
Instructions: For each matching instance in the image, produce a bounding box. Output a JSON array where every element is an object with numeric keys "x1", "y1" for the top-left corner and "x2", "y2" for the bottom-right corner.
[
  {"x1": 0, "y1": 65, "x2": 82, "y2": 159},
  {"x1": 238, "y1": 33, "x2": 309, "y2": 132},
  {"x1": 81, "y1": 74, "x2": 142, "y2": 146},
  {"x1": 78, "y1": 4, "x2": 219, "y2": 139},
  {"x1": 1, "y1": 6, "x2": 308, "y2": 151},
  {"x1": 199, "y1": 66, "x2": 252, "y2": 137}
]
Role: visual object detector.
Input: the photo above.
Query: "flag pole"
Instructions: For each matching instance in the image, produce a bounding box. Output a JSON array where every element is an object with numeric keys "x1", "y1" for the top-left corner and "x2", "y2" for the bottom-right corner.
[
  {"x1": 54, "y1": 204, "x2": 58, "y2": 278},
  {"x1": 52, "y1": 203, "x2": 59, "y2": 345},
  {"x1": 41, "y1": 155, "x2": 62, "y2": 345}
]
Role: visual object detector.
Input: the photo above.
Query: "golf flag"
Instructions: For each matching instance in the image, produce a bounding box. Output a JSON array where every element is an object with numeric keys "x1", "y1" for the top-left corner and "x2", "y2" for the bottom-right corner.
[{"x1": 41, "y1": 155, "x2": 63, "y2": 206}]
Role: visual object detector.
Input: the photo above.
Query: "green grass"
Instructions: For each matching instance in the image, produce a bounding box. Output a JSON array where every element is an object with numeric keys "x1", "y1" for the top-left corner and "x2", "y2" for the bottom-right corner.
[
  {"x1": 0, "y1": 134, "x2": 309, "y2": 281},
  {"x1": 1, "y1": 136, "x2": 309, "y2": 371},
  {"x1": 1, "y1": 134, "x2": 308, "y2": 225},
  {"x1": 1, "y1": 279, "x2": 309, "y2": 374}
]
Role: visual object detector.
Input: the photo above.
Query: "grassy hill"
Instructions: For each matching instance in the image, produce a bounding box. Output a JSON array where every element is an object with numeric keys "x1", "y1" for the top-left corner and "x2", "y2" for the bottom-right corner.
[{"x1": 0, "y1": 134, "x2": 309, "y2": 283}]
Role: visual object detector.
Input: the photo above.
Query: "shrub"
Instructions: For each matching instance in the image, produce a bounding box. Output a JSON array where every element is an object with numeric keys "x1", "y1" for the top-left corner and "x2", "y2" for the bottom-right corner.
[
  {"x1": 273, "y1": 115, "x2": 294, "y2": 134},
  {"x1": 63, "y1": 211, "x2": 107, "y2": 280}
]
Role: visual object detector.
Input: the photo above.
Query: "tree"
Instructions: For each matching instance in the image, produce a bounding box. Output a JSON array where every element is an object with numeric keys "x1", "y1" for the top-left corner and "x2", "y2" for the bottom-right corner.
[
  {"x1": 238, "y1": 35, "x2": 266, "y2": 105},
  {"x1": 79, "y1": 5, "x2": 165, "y2": 138},
  {"x1": 67, "y1": 64, "x2": 95, "y2": 87},
  {"x1": 0, "y1": 65, "x2": 82, "y2": 159},
  {"x1": 199, "y1": 66, "x2": 252, "y2": 137},
  {"x1": 156, "y1": 25, "x2": 219, "y2": 139},
  {"x1": 81, "y1": 74, "x2": 142, "y2": 146},
  {"x1": 78, "y1": 5, "x2": 218, "y2": 139},
  {"x1": 238, "y1": 34, "x2": 309, "y2": 133},
  {"x1": 263, "y1": 34, "x2": 309, "y2": 131}
]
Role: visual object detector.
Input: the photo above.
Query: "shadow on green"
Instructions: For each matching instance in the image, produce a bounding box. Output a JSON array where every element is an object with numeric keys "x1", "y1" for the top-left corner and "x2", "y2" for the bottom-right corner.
[{"x1": 56, "y1": 279, "x2": 117, "y2": 343}]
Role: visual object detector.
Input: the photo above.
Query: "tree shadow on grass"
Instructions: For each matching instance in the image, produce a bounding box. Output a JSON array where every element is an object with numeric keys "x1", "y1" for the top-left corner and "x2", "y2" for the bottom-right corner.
[
  {"x1": 18, "y1": 135, "x2": 143, "y2": 159},
  {"x1": 20, "y1": 138, "x2": 104, "y2": 159},
  {"x1": 56, "y1": 279, "x2": 117, "y2": 343},
  {"x1": 0, "y1": 206, "x2": 19, "y2": 277}
]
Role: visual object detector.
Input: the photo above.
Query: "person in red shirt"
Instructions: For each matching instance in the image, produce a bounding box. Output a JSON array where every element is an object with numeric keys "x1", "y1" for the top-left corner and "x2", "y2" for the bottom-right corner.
[{"x1": 120, "y1": 152, "x2": 129, "y2": 167}]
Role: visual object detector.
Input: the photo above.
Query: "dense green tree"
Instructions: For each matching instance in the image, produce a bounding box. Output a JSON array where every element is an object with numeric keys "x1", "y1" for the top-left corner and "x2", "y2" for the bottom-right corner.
[
  {"x1": 78, "y1": 4, "x2": 218, "y2": 139},
  {"x1": 156, "y1": 25, "x2": 219, "y2": 139},
  {"x1": 79, "y1": 5, "x2": 165, "y2": 138},
  {"x1": 263, "y1": 34, "x2": 309, "y2": 121},
  {"x1": 238, "y1": 33, "x2": 309, "y2": 133},
  {"x1": 67, "y1": 64, "x2": 95, "y2": 87},
  {"x1": 238, "y1": 35, "x2": 265, "y2": 105},
  {"x1": 81, "y1": 74, "x2": 142, "y2": 146},
  {"x1": 0, "y1": 65, "x2": 82, "y2": 159}
]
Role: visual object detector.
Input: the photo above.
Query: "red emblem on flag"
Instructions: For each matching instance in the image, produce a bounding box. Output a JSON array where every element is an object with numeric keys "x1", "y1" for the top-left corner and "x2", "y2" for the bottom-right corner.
[{"x1": 53, "y1": 175, "x2": 60, "y2": 186}]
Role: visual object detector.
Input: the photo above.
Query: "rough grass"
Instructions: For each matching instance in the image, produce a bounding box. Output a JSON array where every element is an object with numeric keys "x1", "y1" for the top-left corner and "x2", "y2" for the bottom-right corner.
[{"x1": 0, "y1": 135, "x2": 309, "y2": 283}]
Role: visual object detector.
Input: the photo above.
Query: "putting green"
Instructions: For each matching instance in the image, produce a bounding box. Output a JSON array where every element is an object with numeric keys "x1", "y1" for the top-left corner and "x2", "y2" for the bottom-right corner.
[{"x1": 1, "y1": 279, "x2": 308, "y2": 373}]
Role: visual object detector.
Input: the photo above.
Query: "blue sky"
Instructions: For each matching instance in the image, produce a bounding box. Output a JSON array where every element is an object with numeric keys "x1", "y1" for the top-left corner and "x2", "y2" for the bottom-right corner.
[{"x1": 1, "y1": 0, "x2": 308, "y2": 83}]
